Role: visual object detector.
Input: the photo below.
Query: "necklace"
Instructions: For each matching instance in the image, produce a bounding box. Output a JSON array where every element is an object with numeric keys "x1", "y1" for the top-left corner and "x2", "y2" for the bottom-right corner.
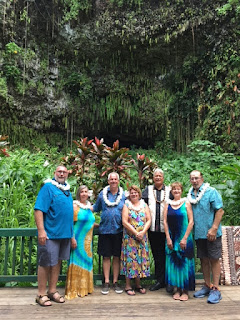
[
  {"x1": 73, "y1": 200, "x2": 91, "y2": 209},
  {"x1": 44, "y1": 178, "x2": 70, "y2": 191},
  {"x1": 126, "y1": 199, "x2": 145, "y2": 212},
  {"x1": 167, "y1": 198, "x2": 187, "y2": 206},
  {"x1": 152, "y1": 187, "x2": 166, "y2": 204},
  {"x1": 102, "y1": 186, "x2": 123, "y2": 207},
  {"x1": 187, "y1": 183, "x2": 210, "y2": 204}
]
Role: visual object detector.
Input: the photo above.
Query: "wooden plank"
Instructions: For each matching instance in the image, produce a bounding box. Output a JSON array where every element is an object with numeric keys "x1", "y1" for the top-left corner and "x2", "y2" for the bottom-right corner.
[{"x1": 0, "y1": 285, "x2": 240, "y2": 320}]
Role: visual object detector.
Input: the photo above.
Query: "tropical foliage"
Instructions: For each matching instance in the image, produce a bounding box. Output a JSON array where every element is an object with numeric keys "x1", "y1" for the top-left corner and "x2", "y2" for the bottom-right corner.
[
  {"x1": 0, "y1": 139, "x2": 239, "y2": 229},
  {"x1": 0, "y1": 1, "x2": 239, "y2": 153}
]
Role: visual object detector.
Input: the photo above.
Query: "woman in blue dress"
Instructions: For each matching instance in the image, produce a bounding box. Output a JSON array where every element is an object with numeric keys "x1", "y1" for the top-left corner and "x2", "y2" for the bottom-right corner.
[
  {"x1": 163, "y1": 182, "x2": 195, "y2": 301},
  {"x1": 65, "y1": 185, "x2": 96, "y2": 299}
]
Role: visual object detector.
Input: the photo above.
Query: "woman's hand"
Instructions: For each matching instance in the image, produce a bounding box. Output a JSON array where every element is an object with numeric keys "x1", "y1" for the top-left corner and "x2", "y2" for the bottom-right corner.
[
  {"x1": 180, "y1": 238, "x2": 187, "y2": 250},
  {"x1": 71, "y1": 238, "x2": 77, "y2": 249},
  {"x1": 166, "y1": 237, "x2": 173, "y2": 250},
  {"x1": 136, "y1": 230, "x2": 144, "y2": 241}
]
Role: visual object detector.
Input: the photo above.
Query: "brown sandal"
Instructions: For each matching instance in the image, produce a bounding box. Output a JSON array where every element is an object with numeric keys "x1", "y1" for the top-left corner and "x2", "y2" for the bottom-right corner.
[
  {"x1": 36, "y1": 295, "x2": 52, "y2": 307},
  {"x1": 47, "y1": 291, "x2": 65, "y2": 303}
]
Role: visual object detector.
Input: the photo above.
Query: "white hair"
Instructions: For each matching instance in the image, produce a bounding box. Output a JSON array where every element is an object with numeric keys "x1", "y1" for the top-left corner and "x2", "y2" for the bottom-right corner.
[
  {"x1": 108, "y1": 172, "x2": 119, "y2": 180},
  {"x1": 153, "y1": 168, "x2": 164, "y2": 176}
]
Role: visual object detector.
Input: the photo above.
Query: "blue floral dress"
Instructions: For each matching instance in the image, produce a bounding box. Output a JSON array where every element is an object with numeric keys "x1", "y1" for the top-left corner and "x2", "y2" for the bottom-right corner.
[
  {"x1": 120, "y1": 201, "x2": 150, "y2": 278},
  {"x1": 165, "y1": 202, "x2": 195, "y2": 290}
]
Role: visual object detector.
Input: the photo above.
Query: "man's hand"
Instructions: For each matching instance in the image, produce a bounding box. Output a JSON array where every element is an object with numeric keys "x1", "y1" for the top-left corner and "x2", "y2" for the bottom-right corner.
[
  {"x1": 38, "y1": 229, "x2": 47, "y2": 245},
  {"x1": 207, "y1": 227, "x2": 217, "y2": 241}
]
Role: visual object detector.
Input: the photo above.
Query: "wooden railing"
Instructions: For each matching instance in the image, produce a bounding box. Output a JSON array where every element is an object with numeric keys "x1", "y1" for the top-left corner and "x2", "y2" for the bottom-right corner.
[{"x1": 0, "y1": 228, "x2": 202, "y2": 283}]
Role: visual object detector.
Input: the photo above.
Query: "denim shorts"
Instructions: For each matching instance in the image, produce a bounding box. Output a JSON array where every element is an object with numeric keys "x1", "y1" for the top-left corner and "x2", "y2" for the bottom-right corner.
[
  {"x1": 196, "y1": 237, "x2": 222, "y2": 259},
  {"x1": 38, "y1": 239, "x2": 71, "y2": 267},
  {"x1": 98, "y1": 233, "x2": 123, "y2": 257}
]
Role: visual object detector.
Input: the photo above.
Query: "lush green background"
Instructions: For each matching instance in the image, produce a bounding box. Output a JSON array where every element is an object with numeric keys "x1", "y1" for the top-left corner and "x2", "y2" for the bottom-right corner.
[
  {"x1": 1, "y1": 0, "x2": 240, "y2": 285},
  {"x1": 0, "y1": 0, "x2": 240, "y2": 151},
  {"x1": 1, "y1": 139, "x2": 239, "y2": 229}
]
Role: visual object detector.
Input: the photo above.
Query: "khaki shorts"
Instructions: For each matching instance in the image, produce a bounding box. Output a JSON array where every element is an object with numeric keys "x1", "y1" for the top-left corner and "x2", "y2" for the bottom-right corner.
[{"x1": 38, "y1": 239, "x2": 71, "y2": 267}]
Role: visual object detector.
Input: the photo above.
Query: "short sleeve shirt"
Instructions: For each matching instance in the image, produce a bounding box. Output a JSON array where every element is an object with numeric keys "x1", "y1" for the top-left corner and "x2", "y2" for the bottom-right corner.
[
  {"x1": 93, "y1": 188, "x2": 125, "y2": 234},
  {"x1": 34, "y1": 182, "x2": 73, "y2": 239},
  {"x1": 191, "y1": 184, "x2": 223, "y2": 240}
]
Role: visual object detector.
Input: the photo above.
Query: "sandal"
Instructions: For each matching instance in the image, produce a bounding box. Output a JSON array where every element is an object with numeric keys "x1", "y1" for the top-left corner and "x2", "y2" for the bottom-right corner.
[
  {"x1": 180, "y1": 293, "x2": 189, "y2": 301},
  {"x1": 47, "y1": 291, "x2": 65, "y2": 303},
  {"x1": 173, "y1": 291, "x2": 181, "y2": 300},
  {"x1": 35, "y1": 295, "x2": 52, "y2": 307},
  {"x1": 135, "y1": 286, "x2": 146, "y2": 294},
  {"x1": 125, "y1": 288, "x2": 136, "y2": 296}
]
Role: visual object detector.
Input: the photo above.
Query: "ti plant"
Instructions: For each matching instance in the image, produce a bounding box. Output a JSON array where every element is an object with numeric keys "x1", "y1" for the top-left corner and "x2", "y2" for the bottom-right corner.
[
  {"x1": 62, "y1": 137, "x2": 133, "y2": 198},
  {"x1": 0, "y1": 135, "x2": 10, "y2": 157},
  {"x1": 102, "y1": 140, "x2": 132, "y2": 182},
  {"x1": 62, "y1": 137, "x2": 93, "y2": 181},
  {"x1": 132, "y1": 153, "x2": 157, "y2": 189}
]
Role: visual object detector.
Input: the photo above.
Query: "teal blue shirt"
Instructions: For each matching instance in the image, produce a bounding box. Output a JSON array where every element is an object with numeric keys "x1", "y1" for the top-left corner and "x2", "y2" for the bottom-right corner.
[
  {"x1": 34, "y1": 182, "x2": 73, "y2": 239},
  {"x1": 191, "y1": 183, "x2": 223, "y2": 240}
]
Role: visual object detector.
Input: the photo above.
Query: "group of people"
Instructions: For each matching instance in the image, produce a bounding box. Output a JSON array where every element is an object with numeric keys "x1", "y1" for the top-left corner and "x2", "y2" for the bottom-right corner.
[{"x1": 34, "y1": 165, "x2": 224, "y2": 307}]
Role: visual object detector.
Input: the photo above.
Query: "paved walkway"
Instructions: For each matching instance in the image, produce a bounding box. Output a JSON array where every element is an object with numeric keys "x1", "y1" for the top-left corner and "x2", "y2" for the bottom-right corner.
[{"x1": 0, "y1": 284, "x2": 240, "y2": 320}]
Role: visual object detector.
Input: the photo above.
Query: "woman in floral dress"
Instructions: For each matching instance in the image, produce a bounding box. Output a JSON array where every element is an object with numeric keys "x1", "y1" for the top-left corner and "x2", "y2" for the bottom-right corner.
[{"x1": 120, "y1": 185, "x2": 151, "y2": 295}]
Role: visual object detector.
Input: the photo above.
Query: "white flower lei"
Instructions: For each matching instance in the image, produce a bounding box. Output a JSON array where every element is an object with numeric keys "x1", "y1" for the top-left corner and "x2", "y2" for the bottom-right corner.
[
  {"x1": 187, "y1": 183, "x2": 210, "y2": 204},
  {"x1": 73, "y1": 200, "x2": 91, "y2": 210},
  {"x1": 167, "y1": 197, "x2": 187, "y2": 206},
  {"x1": 125, "y1": 199, "x2": 145, "y2": 212},
  {"x1": 102, "y1": 186, "x2": 124, "y2": 207},
  {"x1": 44, "y1": 178, "x2": 70, "y2": 191}
]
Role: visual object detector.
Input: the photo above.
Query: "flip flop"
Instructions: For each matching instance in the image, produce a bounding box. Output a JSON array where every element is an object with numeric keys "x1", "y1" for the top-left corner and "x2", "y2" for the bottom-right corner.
[
  {"x1": 47, "y1": 291, "x2": 65, "y2": 303},
  {"x1": 35, "y1": 295, "x2": 52, "y2": 307},
  {"x1": 125, "y1": 288, "x2": 135, "y2": 296},
  {"x1": 135, "y1": 286, "x2": 146, "y2": 294},
  {"x1": 173, "y1": 291, "x2": 181, "y2": 300},
  {"x1": 180, "y1": 293, "x2": 189, "y2": 301}
]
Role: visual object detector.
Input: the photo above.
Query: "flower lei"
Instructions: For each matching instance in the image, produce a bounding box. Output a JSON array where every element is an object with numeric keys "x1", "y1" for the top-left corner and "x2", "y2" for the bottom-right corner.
[
  {"x1": 187, "y1": 183, "x2": 210, "y2": 204},
  {"x1": 44, "y1": 178, "x2": 70, "y2": 191},
  {"x1": 73, "y1": 200, "x2": 91, "y2": 210},
  {"x1": 126, "y1": 199, "x2": 145, "y2": 212},
  {"x1": 167, "y1": 198, "x2": 187, "y2": 206},
  {"x1": 102, "y1": 186, "x2": 124, "y2": 207},
  {"x1": 153, "y1": 187, "x2": 166, "y2": 204}
]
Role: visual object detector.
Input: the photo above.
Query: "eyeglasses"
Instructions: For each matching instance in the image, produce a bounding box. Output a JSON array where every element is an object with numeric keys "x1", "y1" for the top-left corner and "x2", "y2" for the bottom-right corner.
[
  {"x1": 56, "y1": 170, "x2": 68, "y2": 175},
  {"x1": 190, "y1": 177, "x2": 201, "y2": 181}
]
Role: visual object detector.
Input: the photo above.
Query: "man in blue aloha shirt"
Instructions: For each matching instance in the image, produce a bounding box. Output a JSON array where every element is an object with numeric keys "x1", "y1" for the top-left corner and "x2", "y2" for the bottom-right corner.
[
  {"x1": 93, "y1": 172, "x2": 125, "y2": 295},
  {"x1": 188, "y1": 170, "x2": 224, "y2": 304},
  {"x1": 34, "y1": 165, "x2": 74, "y2": 307}
]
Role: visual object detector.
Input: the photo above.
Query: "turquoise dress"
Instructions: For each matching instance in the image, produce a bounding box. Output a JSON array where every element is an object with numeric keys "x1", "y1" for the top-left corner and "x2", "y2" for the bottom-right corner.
[
  {"x1": 65, "y1": 204, "x2": 95, "y2": 299},
  {"x1": 165, "y1": 202, "x2": 195, "y2": 290}
]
